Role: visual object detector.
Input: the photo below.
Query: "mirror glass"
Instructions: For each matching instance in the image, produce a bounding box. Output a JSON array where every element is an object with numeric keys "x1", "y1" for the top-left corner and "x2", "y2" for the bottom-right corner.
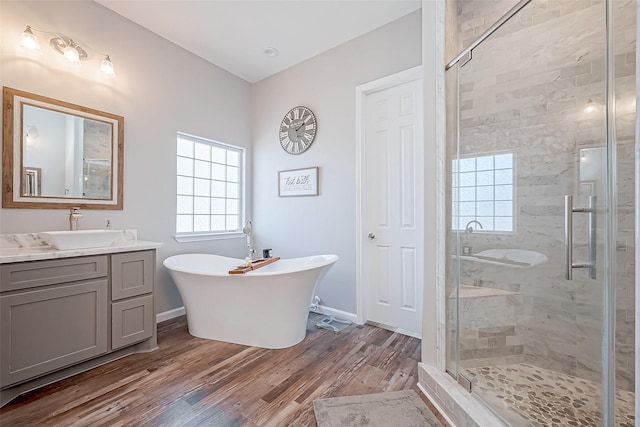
[
  {"x1": 2, "y1": 87, "x2": 123, "y2": 209},
  {"x1": 579, "y1": 147, "x2": 606, "y2": 205},
  {"x1": 23, "y1": 105, "x2": 113, "y2": 199}
]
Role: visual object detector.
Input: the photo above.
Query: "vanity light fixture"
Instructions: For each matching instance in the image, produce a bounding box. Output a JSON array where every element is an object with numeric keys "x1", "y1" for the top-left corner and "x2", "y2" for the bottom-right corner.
[
  {"x1": 19, "y1": 25, "x2": 116, "y2": 78},
  {"x1": 25, "y1": 125, "x2": 39, "y2": 144},
  {"x1": 585, "y1": 98, "x2": 597, "y2": 114},
  {"x1": 99, "y1": 55, "x2": 116, "y2": 79},
  {"x1": 19, "y1": 26, "x2": 42, "y2": 54},
  {"x1": 61, "y1": 39, "x2": 82, "y2": 65}
]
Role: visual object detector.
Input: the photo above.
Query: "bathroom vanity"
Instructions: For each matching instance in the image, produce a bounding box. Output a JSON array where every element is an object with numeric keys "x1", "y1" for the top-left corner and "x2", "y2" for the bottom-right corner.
[{"x1": 0, "y1": 232, "x2": 161, "y2": 407}]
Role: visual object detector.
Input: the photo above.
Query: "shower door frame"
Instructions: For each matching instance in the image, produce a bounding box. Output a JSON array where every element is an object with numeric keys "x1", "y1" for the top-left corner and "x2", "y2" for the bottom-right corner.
[{"x1": 445, "y1": 0, "x2": 620, "y2": 425}]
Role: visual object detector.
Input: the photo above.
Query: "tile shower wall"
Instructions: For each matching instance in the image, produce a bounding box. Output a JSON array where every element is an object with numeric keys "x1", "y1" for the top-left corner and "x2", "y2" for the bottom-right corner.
[
  {"x1": 451, "y1": 286, "x2": 525, "y2": 368},
  {"x1": 453, "y1": 0, "x2": 635, "y2": 391}
]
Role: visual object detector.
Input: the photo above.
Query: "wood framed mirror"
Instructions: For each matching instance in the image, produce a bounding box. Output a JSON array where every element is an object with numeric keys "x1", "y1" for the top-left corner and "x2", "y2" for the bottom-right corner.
[{"x1": 2, "y1": 87, "x2": 124, "y2": 209}]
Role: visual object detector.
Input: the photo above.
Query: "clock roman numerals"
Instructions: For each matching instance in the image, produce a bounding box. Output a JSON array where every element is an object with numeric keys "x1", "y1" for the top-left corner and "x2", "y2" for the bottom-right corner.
[{"x1": 279, "y1": 106, "x2": 317, "y2": 155}]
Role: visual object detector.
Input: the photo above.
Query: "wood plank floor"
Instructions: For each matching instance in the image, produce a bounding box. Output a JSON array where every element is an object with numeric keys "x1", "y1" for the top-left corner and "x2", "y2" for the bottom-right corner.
[{"x1": 0, "y1": 313, "x2": 448, "y2": 426}]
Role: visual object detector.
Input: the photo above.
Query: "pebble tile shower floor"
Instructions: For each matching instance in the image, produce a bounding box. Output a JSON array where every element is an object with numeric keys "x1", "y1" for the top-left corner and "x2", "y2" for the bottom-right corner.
[{"x1": 465, "y1": 363, "x2": 634, "y2": 427}]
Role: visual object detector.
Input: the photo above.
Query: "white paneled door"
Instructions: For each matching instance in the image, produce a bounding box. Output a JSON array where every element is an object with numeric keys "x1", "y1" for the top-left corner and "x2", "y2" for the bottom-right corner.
[{"x1": 363, "y1": 75, "x2": 423, "y2": 336}]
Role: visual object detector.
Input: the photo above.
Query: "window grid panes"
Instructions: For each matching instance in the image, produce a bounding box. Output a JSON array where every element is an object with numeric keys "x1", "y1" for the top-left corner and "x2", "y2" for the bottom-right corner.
[
  {"x1": 452, "y1": 153, "x2": 514, "y2": 232},
  {"x1": 176, "y1": 133, "x2": 243, "y2": 234}
]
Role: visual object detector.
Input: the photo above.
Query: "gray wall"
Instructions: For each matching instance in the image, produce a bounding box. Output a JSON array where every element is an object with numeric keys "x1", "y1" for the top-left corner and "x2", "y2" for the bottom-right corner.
[
  {"x1": 0, "y1": 0, "x2": 252, "y2": 314},
  {"x1": 250, "y1": 10, "x2": 422, "y2": 314},
  {"x1": 1, "y1": 1, "x2": 423, "y2": 318}
]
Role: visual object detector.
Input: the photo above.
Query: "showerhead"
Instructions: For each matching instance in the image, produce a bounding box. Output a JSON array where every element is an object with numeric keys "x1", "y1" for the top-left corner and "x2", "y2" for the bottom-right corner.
[{"x1": 242, "y1": 220, "x2": 252, "y2": 234}]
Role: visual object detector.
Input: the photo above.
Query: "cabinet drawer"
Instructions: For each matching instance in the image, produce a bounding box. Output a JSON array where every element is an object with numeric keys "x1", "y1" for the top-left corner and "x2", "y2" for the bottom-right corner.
[
  {"x1": 0, "y1": 280, "x2": 108, "y2": 387},
  {"x1": 111, "y1": 294, "x2": 154, "y2": 350},
  {"x1": 0, "y1": 256, "x2": 108, "y2": 292},
  {"x1": 111, "y1": 251, "x2": 154, "y2": 300}
]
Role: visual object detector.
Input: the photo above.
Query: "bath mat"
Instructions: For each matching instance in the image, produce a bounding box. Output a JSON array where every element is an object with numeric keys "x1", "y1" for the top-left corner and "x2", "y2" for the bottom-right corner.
[
  {"x1": 313, "y1": 389, "x2": 443, "y2": 427},
  {"x1": 316, "y1": 316, "x2": 351, "y2": 332}
]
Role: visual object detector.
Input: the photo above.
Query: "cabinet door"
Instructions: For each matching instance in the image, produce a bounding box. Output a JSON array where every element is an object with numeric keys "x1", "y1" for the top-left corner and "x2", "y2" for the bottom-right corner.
[
  {"x1": 0, "y1": 256, "x2": 107, "y2": 292},
  {"x1": 111, "y1": 251, "x2": 154, "y2": 301},
  {"x1": 111, "y1": 295, "x2": 154, "y2": 350},
  {"x1": 0, "y1": 280, "x2": 108, "y2": 387}
]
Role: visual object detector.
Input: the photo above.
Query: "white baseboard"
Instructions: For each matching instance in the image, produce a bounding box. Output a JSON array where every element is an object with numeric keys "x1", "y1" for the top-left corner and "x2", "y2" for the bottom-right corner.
[
  {"x1": 156, "y1": 306, "x2": 185, "y2": 323},
  {"x1": 158, "y1": 304, "x2": 357, "y2": 325},
  {"x1": 310, "y1": 304, "x2": 358, "y2": 323}
]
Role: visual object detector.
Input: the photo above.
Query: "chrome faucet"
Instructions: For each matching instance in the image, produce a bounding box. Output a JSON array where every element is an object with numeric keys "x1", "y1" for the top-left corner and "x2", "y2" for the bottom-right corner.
[
  {"x1": 242, "y1": 220, "x2": 255, "y2": 260},
  {"x1": 465, "y1": 220, "x2": 483, "y2": 233},
  {"x1": 69, "y1": 207, "x2": 82, "y2": 231}
]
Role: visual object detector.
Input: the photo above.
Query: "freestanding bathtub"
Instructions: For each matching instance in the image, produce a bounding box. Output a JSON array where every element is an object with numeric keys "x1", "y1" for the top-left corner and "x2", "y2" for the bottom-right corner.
[{"x1": 163, "y1": 253, "x2": 338, "y2": 349}]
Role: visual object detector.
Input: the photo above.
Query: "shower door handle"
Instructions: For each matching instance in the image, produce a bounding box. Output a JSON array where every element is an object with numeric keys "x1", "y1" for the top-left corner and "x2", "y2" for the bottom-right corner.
[
  {"x1": 564, "y1": 195, "x2": 573, "y2": 280},
  {"x1": 564, "y1": 195, "x2": 597, "y2": 280}
]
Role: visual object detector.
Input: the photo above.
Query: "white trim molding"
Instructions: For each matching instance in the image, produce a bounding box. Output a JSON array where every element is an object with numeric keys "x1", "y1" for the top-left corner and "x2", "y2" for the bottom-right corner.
[
  {"x1": 174, "y1": 232, "x2": 244, "y2": 243},
  {"x1": 156, "y1": 306, "x2": 186, "y2": 324},
  {"x1": 310, "y1": 304, "x2": 358, "y2": 323},
  {"x1": 157, "y1": 304, "x2": 358, "y2": 328},
  {"x1": 422, "y1": 0, "x2": 447, "y2": 371}
]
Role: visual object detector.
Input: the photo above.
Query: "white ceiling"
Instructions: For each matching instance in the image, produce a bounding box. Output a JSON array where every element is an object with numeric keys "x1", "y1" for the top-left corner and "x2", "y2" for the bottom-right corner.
[{"x1": 96, "y1": 0, "x2": 421, "y2": 83}]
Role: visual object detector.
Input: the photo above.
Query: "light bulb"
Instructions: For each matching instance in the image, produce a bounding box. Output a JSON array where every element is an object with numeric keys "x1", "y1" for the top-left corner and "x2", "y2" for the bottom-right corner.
[
  {"x1": 19, "y1": 26, "x2": 42, "y2": 54},
  {"x1": 585, "y1": 98, "x2": 597, "y2": 114},
  {"x1": 62, "y1": 40, "x2": 81, "y2": 65},
  {"x1": 99, "y1": 55, "x2": 116, "y2": 79},
  {"x1": 26, "y1": 125, "x2": 39, "y2": 140}
]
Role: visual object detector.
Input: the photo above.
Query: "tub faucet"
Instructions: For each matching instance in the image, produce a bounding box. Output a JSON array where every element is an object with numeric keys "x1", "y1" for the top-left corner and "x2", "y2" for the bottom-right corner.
[
  {"x1": 242, "y1": 220, "x2": 255, "y2": 260},
  {"x1": 69, "y1": 207, "x2": 82, "y2": 231},
  {"x1": 465, "y1": 220, "x2": 483, "y2": 233}
]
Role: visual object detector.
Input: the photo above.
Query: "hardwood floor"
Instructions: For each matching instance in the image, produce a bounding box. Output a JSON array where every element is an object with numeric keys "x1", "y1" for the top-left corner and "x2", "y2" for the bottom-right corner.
[{"x1": 0, "y1": 313, "x2": 448, "y2": 426}]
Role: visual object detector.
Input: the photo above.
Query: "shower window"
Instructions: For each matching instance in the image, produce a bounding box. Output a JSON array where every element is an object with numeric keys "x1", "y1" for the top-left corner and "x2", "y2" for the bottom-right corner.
[
  {"x1": 452, "y1": 153, "x2": 514, "y2": 232},
  {"x1": 175, "y1": 132, "x2": 244, "y2": 239}
]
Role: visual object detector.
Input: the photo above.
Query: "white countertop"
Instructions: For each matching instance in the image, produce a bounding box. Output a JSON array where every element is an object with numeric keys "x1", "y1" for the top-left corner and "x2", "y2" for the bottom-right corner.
[
  {"x1": 0, "y1": 240, "x2": 162, "y2": 264},
  {"x1": 0, "y1": 231, "x2": 162, "y2": 263}
]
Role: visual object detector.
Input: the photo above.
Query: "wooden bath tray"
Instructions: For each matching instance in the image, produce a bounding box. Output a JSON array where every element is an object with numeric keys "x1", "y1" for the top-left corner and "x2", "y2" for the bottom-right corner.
[{"x1": 229, "y1": 257, "x2": 280, "y2": 274}]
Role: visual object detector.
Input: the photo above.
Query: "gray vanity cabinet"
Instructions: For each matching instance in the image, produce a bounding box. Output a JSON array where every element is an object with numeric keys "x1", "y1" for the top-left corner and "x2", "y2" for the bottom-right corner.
[
  {"x1": 111, "y1": 251, "x2": 154, "y2": 300},
  {"x1": 0, "y1": 249, "x2": 157, "y2": 400},
  {"x1": 0, "y1": 258, "x2": 109, "y2": 388},
  {"x1": 112, "y1": 294, "x2": 154, "y2": 350},
  {"x1": 110, "y1": 251, "x2": 155, "y2": 350}
]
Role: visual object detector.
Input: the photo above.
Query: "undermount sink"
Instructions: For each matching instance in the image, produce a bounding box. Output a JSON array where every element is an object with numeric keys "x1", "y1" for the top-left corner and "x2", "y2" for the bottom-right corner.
[
  {"x1": 39, "y1": 230, "x2": 122, "y2": 250},
  {"x1": 458, "y1": 248, "x2": 548, "y2": 268}
]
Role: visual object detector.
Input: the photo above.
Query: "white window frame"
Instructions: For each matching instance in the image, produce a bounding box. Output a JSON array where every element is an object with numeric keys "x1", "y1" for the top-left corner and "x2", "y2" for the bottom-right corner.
[
  {"x1": 452, "y1": 152, "x2": 515, "y2": 233},
  {"x1": 174, "y1": 132, "x2": 245, "y2": 243}
]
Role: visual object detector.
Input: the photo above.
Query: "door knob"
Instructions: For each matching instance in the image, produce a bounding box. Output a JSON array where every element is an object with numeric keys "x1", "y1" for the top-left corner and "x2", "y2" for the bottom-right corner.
[{"x1": 367, "y1": 233, "x2": 376, "y2": 240}]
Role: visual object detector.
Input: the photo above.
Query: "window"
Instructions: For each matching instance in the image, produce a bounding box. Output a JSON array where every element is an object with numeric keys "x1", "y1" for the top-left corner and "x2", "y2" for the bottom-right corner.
[
  {"x1": 452, "y1": 153, "x2": 514, "y2": 232},
  {"x1": 176, "y1": 133, "x2": 244, "y2": 238}
]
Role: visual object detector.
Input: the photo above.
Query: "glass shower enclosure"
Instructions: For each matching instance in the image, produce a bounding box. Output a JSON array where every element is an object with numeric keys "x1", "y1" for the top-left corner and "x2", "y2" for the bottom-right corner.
[{"x1": 445, "y1": 0, "x2": 635, "y2": 425}]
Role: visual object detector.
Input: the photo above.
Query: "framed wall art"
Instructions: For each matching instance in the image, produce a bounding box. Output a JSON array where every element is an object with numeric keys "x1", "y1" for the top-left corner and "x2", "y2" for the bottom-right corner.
[{"x1": 278, "y1": 167, "x2": 318, "y2": 197}]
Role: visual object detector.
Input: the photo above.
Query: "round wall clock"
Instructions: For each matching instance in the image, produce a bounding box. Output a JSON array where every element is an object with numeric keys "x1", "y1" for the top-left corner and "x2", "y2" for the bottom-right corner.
[{"x1": 279, "y1": 106, "x2": 317, "y2": 155}]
